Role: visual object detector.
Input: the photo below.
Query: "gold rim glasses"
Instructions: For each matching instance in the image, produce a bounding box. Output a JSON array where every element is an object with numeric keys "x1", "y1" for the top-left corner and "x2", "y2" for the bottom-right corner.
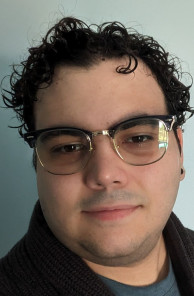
[{"x1": 23, "y1": 115, "x2": 177, "y2": 175}]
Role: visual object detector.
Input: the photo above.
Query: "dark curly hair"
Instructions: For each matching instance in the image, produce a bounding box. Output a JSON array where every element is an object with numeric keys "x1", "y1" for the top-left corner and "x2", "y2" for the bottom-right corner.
[{"x1": 2, "y1": 16, "x2": 194, "y2": 136}]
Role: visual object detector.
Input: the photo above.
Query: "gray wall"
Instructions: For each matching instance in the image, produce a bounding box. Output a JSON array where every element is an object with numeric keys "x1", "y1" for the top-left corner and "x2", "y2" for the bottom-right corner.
[{"x1": 0, "y1": 0, "x2": 194, "y2": 258}]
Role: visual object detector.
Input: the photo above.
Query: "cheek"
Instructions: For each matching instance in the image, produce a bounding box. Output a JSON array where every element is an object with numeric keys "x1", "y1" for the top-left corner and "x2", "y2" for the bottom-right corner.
[
  {"x1": 36, "y1": 168, "x2": 83, "y2": 233},
  {"x1": 142, "y1": 146, "x2": 181, "y2": 216},
  {"x1": 36, "y1": 161, "x2": 81, "y2": 203}
]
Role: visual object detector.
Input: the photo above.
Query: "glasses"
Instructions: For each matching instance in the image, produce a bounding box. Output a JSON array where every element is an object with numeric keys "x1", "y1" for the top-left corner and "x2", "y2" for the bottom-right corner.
[{"x1": 23, "y1": 115, "x2": 177, "y2": 175}]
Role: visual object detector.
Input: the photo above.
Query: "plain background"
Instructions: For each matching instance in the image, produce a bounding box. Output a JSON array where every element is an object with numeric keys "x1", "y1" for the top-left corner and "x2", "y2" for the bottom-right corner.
[{"x1": 0, "y1": 0, "x2": 194, "y2": 258}]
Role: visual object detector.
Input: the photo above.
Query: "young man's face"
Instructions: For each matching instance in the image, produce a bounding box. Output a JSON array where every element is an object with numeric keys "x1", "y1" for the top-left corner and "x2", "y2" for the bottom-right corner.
[{"x1": 35, "y1": 59, "x2": 184, "y2": 267}]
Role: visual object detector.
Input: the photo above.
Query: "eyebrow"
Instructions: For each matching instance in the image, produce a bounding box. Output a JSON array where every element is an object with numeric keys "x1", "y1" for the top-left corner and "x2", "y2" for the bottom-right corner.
[
  {"x1": 44, "y1": 112, "x2": 152, "y2": 131},
  {"x1": 109, "y1": 112, "x2": 151, "y2": 129},
  {"x1": 39, "y1": 129, "x2": 80, "y2": 143}
]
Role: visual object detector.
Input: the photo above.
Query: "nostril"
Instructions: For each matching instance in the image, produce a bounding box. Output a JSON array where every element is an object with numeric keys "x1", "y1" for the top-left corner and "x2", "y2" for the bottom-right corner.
[{"x1": 96, "y1": 182, "x2": 106, "y2": 189}]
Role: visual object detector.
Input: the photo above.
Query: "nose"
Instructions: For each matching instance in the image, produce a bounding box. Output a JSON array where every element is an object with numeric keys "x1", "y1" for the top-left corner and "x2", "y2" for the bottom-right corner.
[{"x1": 83, "y1": 136, "x2": 128, "y2": 191}]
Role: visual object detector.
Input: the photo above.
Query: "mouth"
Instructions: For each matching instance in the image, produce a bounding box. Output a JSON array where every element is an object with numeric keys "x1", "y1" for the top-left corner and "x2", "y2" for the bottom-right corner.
[{"x1": 82, "y1": 205, "x2": 141, "y2": 221}]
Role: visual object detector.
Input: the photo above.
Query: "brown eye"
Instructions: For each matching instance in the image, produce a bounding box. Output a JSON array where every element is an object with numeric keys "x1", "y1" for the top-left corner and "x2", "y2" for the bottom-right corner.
[
  {"x1": 124, "y1": 135, "x2": 153, "y2": 143},
  {"x1": 51, "y1": 143, "x2": 86, "y2": 153}
]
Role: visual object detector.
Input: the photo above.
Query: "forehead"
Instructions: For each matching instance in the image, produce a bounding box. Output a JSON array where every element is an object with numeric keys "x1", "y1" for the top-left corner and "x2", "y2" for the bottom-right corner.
[{"x1": 35, "y1": 59, "x2": 167, "y2": 130}]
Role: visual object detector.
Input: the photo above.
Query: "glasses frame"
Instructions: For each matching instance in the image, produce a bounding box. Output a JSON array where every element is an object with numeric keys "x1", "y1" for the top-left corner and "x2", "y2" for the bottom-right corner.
[{"x1": 23, "y1": 115, "x2": 177, "y2": 174}]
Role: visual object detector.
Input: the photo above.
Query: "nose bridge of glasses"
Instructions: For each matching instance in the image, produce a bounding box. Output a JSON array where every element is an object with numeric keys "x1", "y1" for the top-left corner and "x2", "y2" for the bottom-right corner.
[
  {"x1": 92, "y1": 130, "x2": 111, "y2": 138},
  {"x1": 90, "y1": 130, "x2": 115, "y2": 151}
]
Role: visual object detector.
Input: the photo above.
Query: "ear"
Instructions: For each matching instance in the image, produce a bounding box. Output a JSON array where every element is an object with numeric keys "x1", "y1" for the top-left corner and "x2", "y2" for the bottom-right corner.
[{"x1": 176, "y1": 127, "x2": 185, "y2": 180}]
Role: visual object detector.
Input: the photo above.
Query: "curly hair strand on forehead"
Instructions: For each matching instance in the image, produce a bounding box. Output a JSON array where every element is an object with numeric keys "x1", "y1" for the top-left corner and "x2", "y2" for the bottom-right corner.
[{"x1": 2, "y1": 16, "x2": 194, "y2": 136}]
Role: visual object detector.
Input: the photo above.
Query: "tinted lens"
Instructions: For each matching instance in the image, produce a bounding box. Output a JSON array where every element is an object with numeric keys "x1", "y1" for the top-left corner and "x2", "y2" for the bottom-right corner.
[
  {"x1": 114, "y1": 118, "x2": 168, "y2": 165},
  {"x1": 36, "y1": 129, "x2": 91, "y2": 174}
]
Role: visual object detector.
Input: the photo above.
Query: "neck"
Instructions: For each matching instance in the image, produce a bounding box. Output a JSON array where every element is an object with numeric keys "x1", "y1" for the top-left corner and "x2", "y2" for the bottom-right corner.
[{"x1": 84, "y1": 235, "x2": 168, "y2": 286}]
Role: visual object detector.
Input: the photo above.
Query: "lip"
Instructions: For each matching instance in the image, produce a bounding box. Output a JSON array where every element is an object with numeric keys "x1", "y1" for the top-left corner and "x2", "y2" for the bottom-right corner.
[{"x1": 82, "y1": 205, "x2": 140, "y2": 221}]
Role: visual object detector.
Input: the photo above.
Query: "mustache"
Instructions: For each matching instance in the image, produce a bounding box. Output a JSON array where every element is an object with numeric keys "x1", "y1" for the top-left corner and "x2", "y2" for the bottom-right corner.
[{"x1": 79, "y1": 190, "x2": 142, "y2": 210}]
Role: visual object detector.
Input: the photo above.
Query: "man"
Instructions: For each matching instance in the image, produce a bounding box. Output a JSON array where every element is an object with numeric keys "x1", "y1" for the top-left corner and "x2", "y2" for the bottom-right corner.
[{"x1": 0, "y1": 16, "x2": 194, "y2": 295}]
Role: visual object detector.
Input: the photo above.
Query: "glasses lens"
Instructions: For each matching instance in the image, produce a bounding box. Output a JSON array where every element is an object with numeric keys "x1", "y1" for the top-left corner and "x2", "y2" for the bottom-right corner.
[
  {"x1": 36, "y1": 129, "x2": 90, "y2": 175},
  {"x1": 114, "y1": 118, "x2": 168, "y2": 165}
]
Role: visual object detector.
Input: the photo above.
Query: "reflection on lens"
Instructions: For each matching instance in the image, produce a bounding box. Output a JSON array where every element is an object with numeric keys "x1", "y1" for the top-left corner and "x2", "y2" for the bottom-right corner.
[{"x1": 114, "y1": 118, "x2": 168, "y2": 166}]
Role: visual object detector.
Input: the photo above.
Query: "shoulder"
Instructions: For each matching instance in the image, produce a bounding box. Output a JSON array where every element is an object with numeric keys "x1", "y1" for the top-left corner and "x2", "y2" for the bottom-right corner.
[
  {"x1": 164, "y1": 212, "x2": 194, "y2": 262},
  {"x1": 165, "y1": 212, "x2": 193, "y2": 236},
  {"x1": 0, "y1": 270, "x2": 14, "y2": 296},
  {"x1": 164, "y1": 212, "x2": 194, "y2": 252},
  {"x1": 0, "y1": 236, "x2": 32, "y2": 295},
  {"x1": 0, "y1": 254, "x2": 16, "y2": 295},
  {"x1": 186, "y1": 227, "x2": 194, "y2": 242}
]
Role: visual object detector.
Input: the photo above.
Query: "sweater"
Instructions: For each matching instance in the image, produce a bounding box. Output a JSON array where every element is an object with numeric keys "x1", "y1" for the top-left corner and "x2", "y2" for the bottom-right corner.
[{"x1": 0, "y1": 201, "x2": 194, "y2": 295}]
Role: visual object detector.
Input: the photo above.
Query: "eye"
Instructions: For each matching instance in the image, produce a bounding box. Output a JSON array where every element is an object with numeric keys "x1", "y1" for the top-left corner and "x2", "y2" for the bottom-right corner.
[
  {"x1": 51, "y1": 143, "x2": 86, "y2": 153},
  {"x1": 125, "y1": 135, "x2": 153, "y2": 143}
]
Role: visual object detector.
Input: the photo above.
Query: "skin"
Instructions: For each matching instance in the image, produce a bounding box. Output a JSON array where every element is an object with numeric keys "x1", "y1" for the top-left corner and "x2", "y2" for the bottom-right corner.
[{"x1": 35, "y1": 58, "x2": 184, "y2": 286}]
